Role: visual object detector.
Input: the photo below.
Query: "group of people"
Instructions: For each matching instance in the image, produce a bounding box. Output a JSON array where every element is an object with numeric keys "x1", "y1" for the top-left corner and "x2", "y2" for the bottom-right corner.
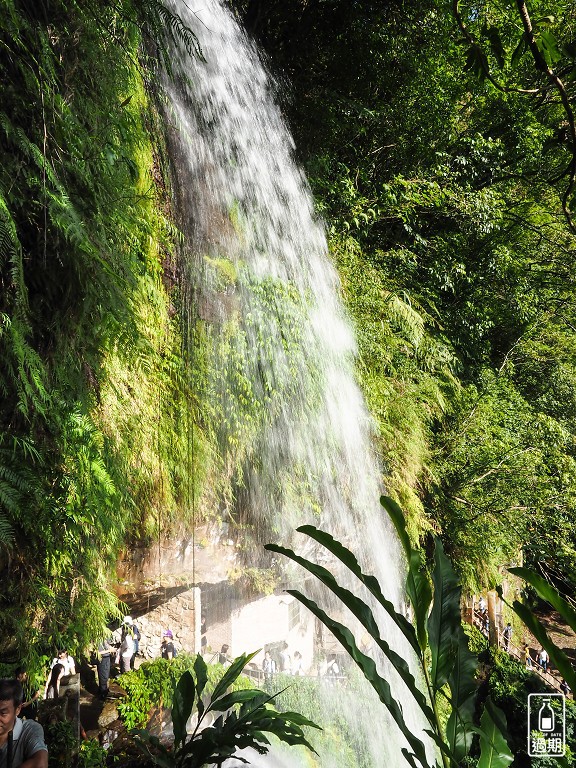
[
  {"x1": 0, "y1": 617, "x2": 202, "y2": 767},
  {"x1": 522, "y1": 643, "x2": 550, "y2": 672},
  {"x1": 476, "y1": 595, "x2": 573, "y2": 698},
  {"x1": 261, "y1": 644, "x2": 305, "y2": 681},
  {"x1": 94, "y1": 617, "x2": 180, "y2": 700},
  {"x1": 523, "y1": 643, "x2": 572, "y2": 696},
  {"x1": 93, "y1": 615, "x2": 141, "y2": 700},
  {"x1": 260, "y1": 646, "x2": 347, "y2": 681}
]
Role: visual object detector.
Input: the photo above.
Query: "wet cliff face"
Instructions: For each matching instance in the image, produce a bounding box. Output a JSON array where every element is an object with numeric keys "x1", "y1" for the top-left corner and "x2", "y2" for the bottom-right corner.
[
  {"x1": 115, "y1": 524, "x2": 236, "y2": 594},
  {"x1": 161, "y1": 0, "x2": 403, "y2": 591},
  {"x1": 114, "y1": 527, "x2": 229, "y2": 662}
]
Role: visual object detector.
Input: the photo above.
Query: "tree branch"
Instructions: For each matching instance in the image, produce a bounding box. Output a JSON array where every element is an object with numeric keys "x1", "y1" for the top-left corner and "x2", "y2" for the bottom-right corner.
[
  {"x1": 515, "y1": 0, "x2": 576, "y2": 233},
  {"x1": 452, "y1": 0, "x2": 540, "y2": 95}
]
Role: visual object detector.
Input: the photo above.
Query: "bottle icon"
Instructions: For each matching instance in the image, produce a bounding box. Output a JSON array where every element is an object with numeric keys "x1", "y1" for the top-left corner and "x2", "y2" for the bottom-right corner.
[{"x1": 539, "y1": 699, "x2": 555, "y2": 732}]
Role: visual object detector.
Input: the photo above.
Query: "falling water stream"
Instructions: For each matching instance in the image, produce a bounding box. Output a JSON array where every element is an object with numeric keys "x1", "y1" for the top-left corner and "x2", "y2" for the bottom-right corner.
[{"x1": 160, "y1": 1, "x2": 431, "y2": 765}]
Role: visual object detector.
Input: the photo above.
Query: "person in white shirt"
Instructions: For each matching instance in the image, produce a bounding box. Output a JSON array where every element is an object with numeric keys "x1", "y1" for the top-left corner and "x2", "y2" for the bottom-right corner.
[
  {"x1": 119, "y1": 618, "x2": 135, "y2": 674},
  {"x1": 325, "y1": 654, "x2": 340, "y2": 677},
  {"x1": 292, "y1": 651, "x2": 304, "y2": 676},
  {"x1": 279, "y1": 642, "x2": 292, "y2": 674},
  {"x1": 262, "y1": 651, "x2": 276, "y2": 681},
  {"x1": 50, "y1": 651, "x2": 75, "y2": 677}
]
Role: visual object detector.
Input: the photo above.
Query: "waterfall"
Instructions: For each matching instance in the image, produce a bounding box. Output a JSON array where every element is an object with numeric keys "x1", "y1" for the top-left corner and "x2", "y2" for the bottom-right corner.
[{"x1": 160, "y1": 1, "x2": 431, "y2": 765}]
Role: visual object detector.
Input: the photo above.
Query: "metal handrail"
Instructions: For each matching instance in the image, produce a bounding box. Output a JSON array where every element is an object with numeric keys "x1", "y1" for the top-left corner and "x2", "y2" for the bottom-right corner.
[{"x1": 471, "y1": 608, "x2": 569, "y2": 695}]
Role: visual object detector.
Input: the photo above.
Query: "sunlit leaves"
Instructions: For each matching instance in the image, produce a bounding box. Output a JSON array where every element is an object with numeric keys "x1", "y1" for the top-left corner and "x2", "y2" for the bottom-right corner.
[
  {"x1": 0, "y1": 0, "x2": 190, "y2": 668},
  {"x1": 535, "y1": 29, "x2": 562, "y2": 68},
  {"x1": 132, "y1": 654, "x2": 319, "y2": 767}
]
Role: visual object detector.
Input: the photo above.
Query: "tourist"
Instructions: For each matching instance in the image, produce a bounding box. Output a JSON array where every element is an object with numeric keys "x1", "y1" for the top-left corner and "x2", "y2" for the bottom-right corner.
[
  {"x1": 279, "y1": 642, "x2": 292, "y2": 674},
  {"x1": 161, "y1": 630, "x2": 175, "y2": 660},
  {"x1": 43, "y1": 664, "x2": 64, "y2": 700},
  {"x1": 478, "y1": 596, "x2": 486, "y2": 613},
  {"x1": 50, "y1": 650, "x2": 75, "y2": 677},
  {"x1": 95, "y1": 638, "x2": 113, "y2": 700},
  {"x1": 292, "y1": 651, "x2": 304, "y2": 676},
  {"x1": 13, "y1": 669, "x2": 40, "y2": 721},
  {"x1": 130, "y1": 619, "x2": 141, "y2": 670},
  {"x1": 218, "y1": 644, "x2": 230, "y2": 665},
  {"x1": 0, "y1": 679, "x2": 47, "y2": 768},
  {"x1": 522, "y1": 644, "x2": 532, "y2": 669},
  {"x1": 502, "y1": 623, "x2": 512, "y2": 651},
  {"x1": 560, "y1": 678, "x2": 571, "y2": 697},
  {"x1": 481, "y1": 609, "x2": 489, "y2": 636},
  {"x1": 325, "y1": 654, "x2": 340, "y2": 678},
  {"x1": 538, "y1": 648, "x2": 549, "y2": 673},
  {"x1": 262, "y1": 651, "x2": 276, "y2": 681},
  {"x1": 119, "y1": 618, "x2": 135, "y2": 674}
]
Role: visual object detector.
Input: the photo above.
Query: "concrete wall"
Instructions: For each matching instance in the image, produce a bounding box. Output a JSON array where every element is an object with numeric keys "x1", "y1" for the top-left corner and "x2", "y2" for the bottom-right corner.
[
  {"x1": 132, "y1": 586, "x2": 201, "y2": 659},
  {"x1": 207, "y1": 593, "x2": 315, "y2": 674}
]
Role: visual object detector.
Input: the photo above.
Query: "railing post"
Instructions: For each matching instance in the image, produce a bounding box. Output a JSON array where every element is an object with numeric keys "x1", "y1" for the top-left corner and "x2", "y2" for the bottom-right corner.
[{"x1": 487, "y1": 591, "x2": 498, "y2": 647}]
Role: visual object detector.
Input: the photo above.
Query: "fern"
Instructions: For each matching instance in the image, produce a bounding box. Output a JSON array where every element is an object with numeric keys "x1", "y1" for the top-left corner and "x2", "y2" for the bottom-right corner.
[
  {"x1": 0, "y1": 0, "x2": 210, "y2": 676},
  {"x1": 0, "y1": 196, "x2": 19, "y2": 268},
  {"x1": 137, "y1": 0, "x2": 204, "y2": 65},
  {"x1": 0, "y1": 433, "x2": 40, "y2": 544},
  {"x1": 386, "y1": 292, "x2": 425, "y2": 349}
]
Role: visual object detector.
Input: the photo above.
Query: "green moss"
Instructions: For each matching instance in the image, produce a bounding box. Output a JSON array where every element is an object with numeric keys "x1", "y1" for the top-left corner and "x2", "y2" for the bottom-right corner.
[{"x1": 0, "y1": 0, "x2": 208, "y2": 669}]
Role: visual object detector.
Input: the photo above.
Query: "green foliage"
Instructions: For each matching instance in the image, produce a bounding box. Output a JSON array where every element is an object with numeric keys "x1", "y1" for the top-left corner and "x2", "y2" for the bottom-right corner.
[
  {"x1": 503, "y1": 565, "x2": 576, "y2": 694},
  {"x1": 230, "y1": 0, "x2": 576, "y2": 599},
  {"x1": 332, "y1": 233, "x2": 457, "y2": 537},
  {"x1": 0, "y1": 0, "x2": 212, "y2": 670},
  {"x1": 273, "y1": 671, "x2": 374, "y2": 768},
  {"x1": 117, "y1": 655, "x2": 254, "y2": 730},
  {"x1": 77, "y1": 740, "x2": 107, "y2": 768},
  {"x1": 266, "y1": 495, "x2": 514, "y2": 768},
  {"x1": 44, "y1": 719, "x2": 77, "y2": 768},
  {"x1": 476, "y1": 697, "x2": 514, "y2": 768},
  {"x1": 4, "y1": 3, "x2": 576, "y2": 752},
  {"x1": 131, "y1": 653, "x2": 319, "y2": 768},
  {"x1": 486, "y1": 648, "x2": 576, "y2": 766},
  {"x1": 452, "y1": 0, "x2": 576, "y2": 229}
]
